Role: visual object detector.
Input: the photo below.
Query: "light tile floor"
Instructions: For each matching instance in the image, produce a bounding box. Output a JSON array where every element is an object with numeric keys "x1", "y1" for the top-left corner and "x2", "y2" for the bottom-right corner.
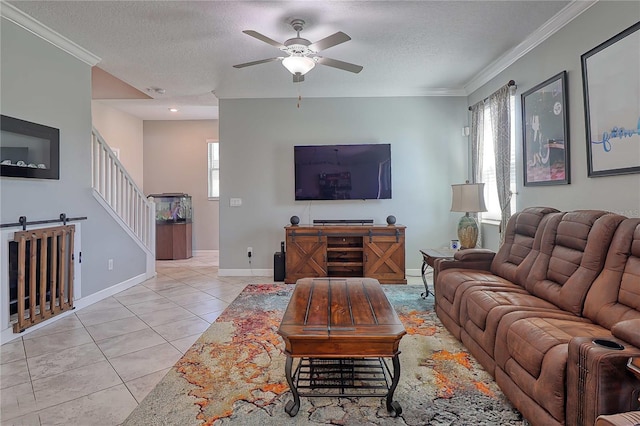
[
  {"x1": 0, "y1": 252, "x2": 425, "y2": 425},
  {"x1": 0, "y1": 251, "x2": 276, "y2": 426}
]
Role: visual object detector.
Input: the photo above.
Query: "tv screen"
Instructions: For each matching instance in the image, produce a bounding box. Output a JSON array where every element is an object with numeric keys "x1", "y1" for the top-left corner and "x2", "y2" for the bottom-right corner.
[{"x1": 294, "y1": 144, "x2": 392, "y2": 200}]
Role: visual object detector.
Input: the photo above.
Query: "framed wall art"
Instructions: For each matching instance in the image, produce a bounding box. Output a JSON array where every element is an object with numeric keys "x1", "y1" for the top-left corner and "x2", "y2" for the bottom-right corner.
[
  {"x1": 522, "y1": 71, "x2": 570, "y2": 186},
  {"x1": 582, "y1": 21, "x2": 640, "y2": 177}
]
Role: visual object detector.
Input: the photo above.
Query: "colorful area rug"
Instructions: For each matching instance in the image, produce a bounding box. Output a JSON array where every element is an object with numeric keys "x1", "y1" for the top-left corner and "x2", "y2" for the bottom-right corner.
[{"x1": 124, "y1": 283, "x2": 525, "y2": 425}]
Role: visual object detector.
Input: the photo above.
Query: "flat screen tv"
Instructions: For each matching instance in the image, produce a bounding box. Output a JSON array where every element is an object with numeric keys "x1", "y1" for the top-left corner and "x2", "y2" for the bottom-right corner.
[{"x1": 294, "y1": 144, "x2": 392, "y2": 200}]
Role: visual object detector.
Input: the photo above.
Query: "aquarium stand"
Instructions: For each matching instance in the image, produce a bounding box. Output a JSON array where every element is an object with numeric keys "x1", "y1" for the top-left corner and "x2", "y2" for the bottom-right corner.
[{"x1": 149, "y1": 193, "x2": 193, "y2": 260}]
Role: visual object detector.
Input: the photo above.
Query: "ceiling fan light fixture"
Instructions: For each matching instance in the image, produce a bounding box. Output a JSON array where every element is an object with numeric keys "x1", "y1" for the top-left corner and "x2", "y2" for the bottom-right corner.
[{"x1": 282, "y1": 56, "x2": 315, "y2": 75}]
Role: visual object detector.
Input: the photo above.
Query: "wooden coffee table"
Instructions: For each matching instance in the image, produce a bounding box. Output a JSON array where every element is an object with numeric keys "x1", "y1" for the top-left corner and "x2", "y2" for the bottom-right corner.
[{"x1": 278, "y1": 277, "x2": 406, "y2": 417}]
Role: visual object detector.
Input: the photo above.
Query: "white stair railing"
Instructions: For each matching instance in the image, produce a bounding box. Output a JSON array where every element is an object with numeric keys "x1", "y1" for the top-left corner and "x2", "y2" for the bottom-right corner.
[{"x1": 91, "y1": 128, "x2": 155, "y2": 261}]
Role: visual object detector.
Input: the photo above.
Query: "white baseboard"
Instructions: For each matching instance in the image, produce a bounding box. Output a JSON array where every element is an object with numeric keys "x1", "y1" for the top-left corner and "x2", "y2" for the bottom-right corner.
[
  {"x1": 73, "y1": 272, "x2": 148, "y2": 310},
  {"x1": 193, "y1": 250, "x2": 219, "y2": 255},
  {"x1": 218, "y1": 268, "x2": 273, "y2": 277},
  {"x1": 1, "y1": 272, "x2": 148, "y2": 345},
  {"x1": 406, "y1": 268, "x2": 421, "y2": 277}
]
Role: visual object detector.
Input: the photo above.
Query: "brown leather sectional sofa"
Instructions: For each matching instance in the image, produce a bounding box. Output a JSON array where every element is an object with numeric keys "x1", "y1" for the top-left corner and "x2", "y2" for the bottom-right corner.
[{"x1": 434, "y1": 207, "x2": 640, "y2": 426}]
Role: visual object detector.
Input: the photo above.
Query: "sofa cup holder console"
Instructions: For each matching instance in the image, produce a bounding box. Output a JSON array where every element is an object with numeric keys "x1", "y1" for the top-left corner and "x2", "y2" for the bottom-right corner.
[{"x1": 592, "y1": 339, "x2": 625, "y2": 350}]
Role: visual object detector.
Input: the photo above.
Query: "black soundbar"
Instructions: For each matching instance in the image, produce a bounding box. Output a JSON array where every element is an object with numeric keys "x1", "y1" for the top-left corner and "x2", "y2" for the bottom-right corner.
[{"x1": 313, "y1": 219, "x2": 374, "y2": 225}]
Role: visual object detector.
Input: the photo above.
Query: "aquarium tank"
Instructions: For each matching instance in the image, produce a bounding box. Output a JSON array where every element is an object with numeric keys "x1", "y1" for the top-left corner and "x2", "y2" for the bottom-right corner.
[{"x1": 148, "y1": 193, "x2": 192, "y2": 223}]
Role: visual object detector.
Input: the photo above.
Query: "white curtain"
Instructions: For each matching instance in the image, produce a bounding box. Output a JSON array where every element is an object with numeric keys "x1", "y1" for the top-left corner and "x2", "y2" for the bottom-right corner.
[
  {"x1": 469, "y1": 102, "x2": 484, "y2": 246},
  {"x1": 470, "y1": 104, "x2": 484, "y2": 185},
  {"x1": 489, "y1": 86, "x2": 512, "y2": 244}
]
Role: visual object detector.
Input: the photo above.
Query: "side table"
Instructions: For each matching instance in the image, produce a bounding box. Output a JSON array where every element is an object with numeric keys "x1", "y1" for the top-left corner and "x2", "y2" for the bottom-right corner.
[{"x1": 419, "y1": 249, "x2": 456, "y2": 298}]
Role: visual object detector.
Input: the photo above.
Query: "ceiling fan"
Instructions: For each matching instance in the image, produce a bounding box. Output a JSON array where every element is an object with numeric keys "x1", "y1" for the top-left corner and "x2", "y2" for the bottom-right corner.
[{"x1": 233, "y1": 19, "x2": 363, "y2": 83}]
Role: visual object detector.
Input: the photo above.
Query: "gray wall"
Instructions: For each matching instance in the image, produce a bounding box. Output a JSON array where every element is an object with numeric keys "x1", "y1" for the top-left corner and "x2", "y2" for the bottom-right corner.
[
  {"x1": 92, "y1": 101, "x2": 145, "y2": 189},
  {"x1": 1, "y1": 20, "x2": 145, "y2": 296},
  {"x1": 471, "y1": 1, "x2": 640, "y2": 251},
  {"x1": 143, "y1": 120, "x2": 220, "y2": 250},
  {"x1": 219, "y1": 97, "x2": 468, "y2": 270}
]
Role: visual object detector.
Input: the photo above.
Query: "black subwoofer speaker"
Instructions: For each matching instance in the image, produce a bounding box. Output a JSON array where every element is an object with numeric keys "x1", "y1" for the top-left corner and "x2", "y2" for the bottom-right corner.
[{"x1": 274, "y1": 251, "x2": 285, "y2": 282}]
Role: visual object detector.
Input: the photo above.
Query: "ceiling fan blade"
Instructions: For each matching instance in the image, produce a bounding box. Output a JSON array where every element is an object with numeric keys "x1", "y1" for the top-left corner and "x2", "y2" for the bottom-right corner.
[
  {"x1": 233, "y1": 57, "x2": 282, "y2": 68},
  {"x1": 242, "y1": 30, "x2": 286, "y2": 49},
  {"x1": 315, "y1": 57, "x2": 363, "y2": 74},
  {"x1": 309, "y1": 32, "x2": 351, "y2": 52}
]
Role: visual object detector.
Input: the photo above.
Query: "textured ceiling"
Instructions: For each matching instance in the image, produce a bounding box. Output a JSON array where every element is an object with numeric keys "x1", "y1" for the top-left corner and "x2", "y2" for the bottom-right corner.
[{"x1": 8, "y1": 1, "x2": 576, "y2": 120}]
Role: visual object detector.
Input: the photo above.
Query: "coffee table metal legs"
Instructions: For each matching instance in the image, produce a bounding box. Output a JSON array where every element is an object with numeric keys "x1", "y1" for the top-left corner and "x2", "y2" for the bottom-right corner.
[
  {"x1": 386, "y1": 354, "x2": 402, "y2": 415},
  {"x1": 284, "y1": 355, "x2": 402, "y2": 417},
  {"x1": 284, "y1": 355, "x2": 300, "y2": 416}
]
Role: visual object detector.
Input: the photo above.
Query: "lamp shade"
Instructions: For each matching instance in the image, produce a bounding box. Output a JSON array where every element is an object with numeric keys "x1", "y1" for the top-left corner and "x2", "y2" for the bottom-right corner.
[
  {"x1": 451, "y1": 183, "x2": 487, "y2": 213},
  {"x1": 282, "y1": 56, "x2": 316, "y2": 75}
]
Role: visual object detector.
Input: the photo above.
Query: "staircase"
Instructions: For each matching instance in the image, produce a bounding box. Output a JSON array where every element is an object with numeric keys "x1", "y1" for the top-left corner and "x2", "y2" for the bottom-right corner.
[{"x1": 91, "y1": 128, "x2": 156, "y2": 276}]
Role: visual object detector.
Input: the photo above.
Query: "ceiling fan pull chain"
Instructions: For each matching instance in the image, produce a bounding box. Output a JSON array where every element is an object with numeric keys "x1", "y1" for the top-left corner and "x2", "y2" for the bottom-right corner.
[{"x1": 297, "y1": 94, "x2": 302, "y2": 109}]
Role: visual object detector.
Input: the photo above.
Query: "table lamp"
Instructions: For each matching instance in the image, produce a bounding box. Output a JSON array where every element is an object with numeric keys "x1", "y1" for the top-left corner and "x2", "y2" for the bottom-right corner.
[{"x1": 450, "y1": 182, "x2": 487, "y2": 249}]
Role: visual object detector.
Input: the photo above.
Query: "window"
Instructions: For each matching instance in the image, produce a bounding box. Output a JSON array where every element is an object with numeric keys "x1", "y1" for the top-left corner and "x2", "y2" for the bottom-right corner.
[
  {"x1": 207, "y1": 141, "x2": 219, "y2": 199},
  {"x1": 480, "y1": 96, "x2": 517, "y2": 222}
]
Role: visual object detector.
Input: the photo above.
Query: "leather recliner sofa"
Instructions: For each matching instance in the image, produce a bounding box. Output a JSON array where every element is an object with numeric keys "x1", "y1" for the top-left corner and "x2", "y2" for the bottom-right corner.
[{"x1": 434, "y1": 207, "x2": 640, "y2": 426}]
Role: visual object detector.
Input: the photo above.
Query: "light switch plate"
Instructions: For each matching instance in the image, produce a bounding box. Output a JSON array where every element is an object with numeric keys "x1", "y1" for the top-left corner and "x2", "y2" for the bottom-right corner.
[{"x1": 230, "y1": 198, "x2": 242, "y2": 207}]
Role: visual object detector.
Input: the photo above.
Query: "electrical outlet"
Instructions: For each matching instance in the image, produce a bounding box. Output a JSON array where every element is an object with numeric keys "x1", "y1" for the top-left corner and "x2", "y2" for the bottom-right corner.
[
  {"x1": 247, "y1": 247, "x2": 253, "y2": 258},
  {"x1": 108, "y1": 259, "x2": 114, "y2": 270}
]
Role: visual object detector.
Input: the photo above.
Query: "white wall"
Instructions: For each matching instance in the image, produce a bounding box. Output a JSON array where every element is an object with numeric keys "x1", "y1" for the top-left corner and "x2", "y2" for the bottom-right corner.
[
  {"x1": 143, "y1": 120, "x2": 220, "y2": 250},
  {"x1": 91, "y1": 101, "x2": 145, "y2": 189},
  {"x1": 219, "y1": 96, "x2": 468, "y2": 271},
  {"x1": 1, "y1": 20, "x2": 146, "y2": 296},
  {"x1": 470, "y1": 2, "x2": 640, "y2": 250}
]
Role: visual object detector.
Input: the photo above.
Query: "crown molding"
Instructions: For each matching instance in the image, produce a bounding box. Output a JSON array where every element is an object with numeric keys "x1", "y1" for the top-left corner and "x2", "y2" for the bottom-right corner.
[
  {"x1": 463, "y1": 0, "x2": 598, "y2": 95},
  {"x1": 0, "y1": 1, "x2": 101, "y2": 66},
  {"x1": 420, "y1": 88, "x2": 467, "y2": 97}
]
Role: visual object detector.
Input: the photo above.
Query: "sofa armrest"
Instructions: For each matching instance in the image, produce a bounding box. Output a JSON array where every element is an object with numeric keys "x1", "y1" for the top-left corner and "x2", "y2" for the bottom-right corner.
[
  {"x1": 612, "y1": 320, "x2": 640, "y2": 348},
  {"x1": 436, "y1": 249, "x2": 495, "y2": 273},
  {"x1": 567, "y1": 336, "x2": 640, "y2": 426},
  {"x1": 453, "y1": 248, "x2": 495, "y2": 262},
  {"x1": 453, "y1": 249, "x2": 496, "y2": 262}
]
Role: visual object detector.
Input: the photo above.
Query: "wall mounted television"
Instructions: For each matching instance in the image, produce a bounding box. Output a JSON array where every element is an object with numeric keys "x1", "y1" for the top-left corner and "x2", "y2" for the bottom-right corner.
[{"x1": 294, "y1": 144, "x2": 392, "y2": 201}]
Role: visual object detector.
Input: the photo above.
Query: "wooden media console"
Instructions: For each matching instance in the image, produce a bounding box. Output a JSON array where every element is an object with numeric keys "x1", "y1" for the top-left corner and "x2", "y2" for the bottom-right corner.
[{"x1": 284, "y1": 224, "x2": 406, "y2": 284}]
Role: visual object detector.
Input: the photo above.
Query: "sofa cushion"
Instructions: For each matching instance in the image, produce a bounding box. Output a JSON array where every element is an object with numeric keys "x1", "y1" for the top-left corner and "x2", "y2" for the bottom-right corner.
[
  {"x1": 465, "y1": 290, "x2": 557, "y2": 331},
  {"x1": 493, "y1": 309, "x2": 592, "y2": 370},
  {"x1": 612, "y1": 319, "x2": 640, "y2": 347},
  {"x1": 435, "y1": 272, "x2": 519, "y2": 339},
  {"x1": 524, "y1": 211, "x2": 624, "y2": 315},
  {"x1": 460, "y1": 291, "x2": 564, "y2": 375},
  {"x1": 489, "y1": 207, "x2": 559, "y2": 284},
  {"x1": 438, "y1": 271, "x2": 515, "y2": 306},
  {"x1": 501, "y1": 317, "x2": 612, "y2": 423},
  {"x1": 583, "y1": 218, "x2": 640, "y2": 328}
]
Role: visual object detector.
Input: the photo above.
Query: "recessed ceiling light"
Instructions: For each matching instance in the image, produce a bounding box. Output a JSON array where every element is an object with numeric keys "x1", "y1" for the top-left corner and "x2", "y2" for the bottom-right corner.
[{"x1": 169, "y1": 108, "x2": 179, "y2": 112}]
